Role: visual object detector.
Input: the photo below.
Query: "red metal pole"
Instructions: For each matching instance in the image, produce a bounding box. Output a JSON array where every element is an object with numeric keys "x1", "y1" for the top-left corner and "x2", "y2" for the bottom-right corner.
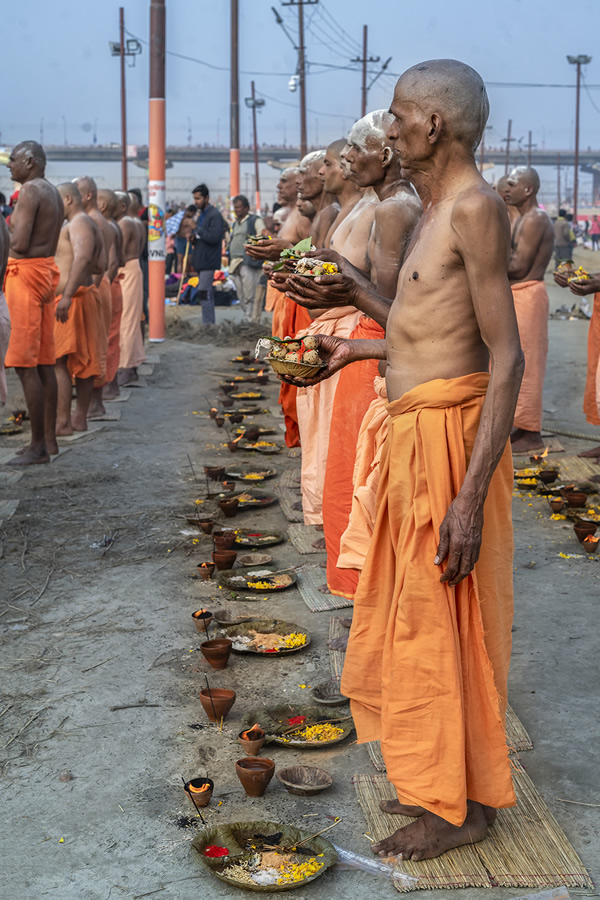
[
  {"x1": 230, "y1": 0, "x2": 240, "y2": 200},
  {"x1": 120, "y1": 7, "x2": 128, "y2": 190},
  {"x1": 251, "y1": 81, "x2": 261, "y2": 213},
  {"x1": 361, "y1": 25, "x2": 368, "y2": 118},
  {"x1": 573, "y1": 61, "x2": 581, "y2": 222},
  {"x1": 148, "y1": 0, "x2": 166, "y2": 341}
]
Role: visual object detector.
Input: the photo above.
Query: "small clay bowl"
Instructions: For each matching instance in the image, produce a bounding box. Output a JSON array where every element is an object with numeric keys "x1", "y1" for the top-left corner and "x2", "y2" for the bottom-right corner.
[
  {"x1": 205, "y1": 465, "x2": 226, "y2": 481},
  {"x1": 574, "y1": 521, "x2": 598, "y2": 543},
  {"x1": 200, "y1": 688, "x2": 236, "y2": 722},
  {"x1": 310, "y1": 679, "x2": 348, "y2": 707},
  {"x1": 559, "y1": 484, "x2": 577, "y2": 498},
  {"x1": 228, "y1": 441, "x2": 241, "y2": 453},
  {"x1": 196, "y1": 564, "x2": 216, "y2": 581},
  {"x1": 243, "y1": 428, "x2": 260, "y2": 442},
  {"x1": 200, "y1": 638, "x2": 233, "y2": 670},
  {"x1": 221, "y1": 383, "x2": 235, "y2": 394},
  {"x1": 550, "y1": 499, "x2": 565, "y2": 513},
  {"x1": 230, "y1": 413, "x2": 244, "y2": 425},
  {"x1": 538, "y1": 468, "x2": 559, "y2": 485},
  {"x1": 215, "y1": 416, "x2": 225, "y2": 427},
  {"x1": 237, "y1": 552, "x2": 273, "y2": 567},
  {"x1": 208, "y1": 408, "x2": 218, "y2": 419},
  {"x1": 185, "y1": 777, "x2": 214, "y2": 808},
  {"x1": 582, "y1": 536, "x2": 599, "y2": 554},
  {"x1": 222, "y1": 397, "x2": 235, "y2": 408},
  {"x1": 276, "y1": 765, "x2": 333, "y2": 797},
  {"x1": 565, "y1": 491, "x2": 587, "y2": 509},
  {"x1": 199, "y1": 520, "x2": 215, "y2": 534},
  {"x1": 218, "y1": 497, "x2": 240, "y2": 518},
  {"x1": 241, "y1": 357, "x2": 253, "y2": 366},
  {"x1": 212, "y1": 548, "x2": 237, "y2": 570},
  {"x1": 192, "y1": 609, "x2": 214, "y2": 631},
  {"x1": 235, "y1": 757, "x2": 275, "y2": 797},
  {"x1": 238, "y1": 727, "x2": 266, "y2": 756},
  {"x1": 255, "y1": 375, "x2": 269, "y2": 385},
  {"x1": 213, "y1": 529, "x2": 236, "y2": 550},
  {"x1": 529, "y1": 453, "x2": 548, "y2": 464}
]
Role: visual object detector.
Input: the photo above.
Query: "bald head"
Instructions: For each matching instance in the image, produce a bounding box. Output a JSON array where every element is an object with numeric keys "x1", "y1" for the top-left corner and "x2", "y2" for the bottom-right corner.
[
  {"x1": 348, "y1": 110, "x2": 394, "y2": 152},
  {"x1": 58, "y1": 182, "x2": 82, "y2": 203},
  {"x1": 300, "y1": 150, "x2": 325, "y2": 173},
  {"x1": 507, "y1": 165, "x2": 540, "y2": 193},
  {"x1": 74, "y1": 176, "x2": 98, "y2": 209},
  {"x1": 13, "y1": 140, "x2": 46, "y2": 167},
  {"x1": 327, "y1": 138, "x2": 347, "y2": 158},
  {"x1": 98, "y1": 188, "x2": 118, "y2": 216},
  {"x1": 393, "y1": 59, "x2": 489, "y2": 152},
  {"x1": 114, "y1": 191, "x2": 131, "y2": 214}
]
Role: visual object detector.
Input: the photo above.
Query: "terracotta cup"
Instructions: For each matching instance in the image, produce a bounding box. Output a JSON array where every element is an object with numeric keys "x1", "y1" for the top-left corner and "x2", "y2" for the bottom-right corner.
[
  {"x1": 205, "y1": 465, "x2": 226, "y2": 481},
  {"x1": 574, "y1": 521, "x2": 597, "y2": 543},
  {"x1": 538, "y1": 468, "x2": 559, "y2": 485},
  {"x1": 209, "y1": 408, "x2": 218, "y2": 419},
  {"x1": 218, "y1": 498, "x2": 239, "y2": 518},
  {"x1": 197, "y1": 563, "x2": 216, "y2": 581},
  {"x1": 213, "y1": 530, "x2": 236, "y2": 550},
  {"x1": 200, "y1": 638, "x2": 233, "y2": 670},
  {"x1": 199, "y1": 520, "x2": 214, "y2": 535},
  {"x1": 240, "y1": 350, "x2": 251, "y2": 357},
  {"x1": 212, "y1": 549, "x2": 237, "y2": 570},
  {"x1": 222, "y1": 398, "x2": 234, "y2": 408},
  {"x1": 565, "y1": 491, "x2": 587, "y2": 508},
  {"x1": 192, "y1": 609, "x2": 213, "y2": 631},
  {"x1": 215, "y1": 417, "x2": 225, "y2": 427},
  {"x1": 230, "y1": 413, "x2": 244, "y2": 425},
  {"x1": 243, "y1": 429, "x2": 259, "y2": 442},
  {"x1": 583, "y1": 536, "x2": 599, "y2": 554},
  {"x1": 550, "y1": 499, "x2": 565, "y2": 513},
  {"x1": 228, "y1": 441, "x2": 240, "y2": 453},
  {"x1": 199, "y1": 688, "x2": 236, "y2": 722},
  {"x1": 235, "y1": 757, "x2": 275, "y2": 797},
  {"x1": 221, "y1": 384, "x2": 235, "y2": 394},
  {"x1": 185, "y1": 777, "x2": 214, "y2": 808},
  {"x1": 238, "y1": 728, "x2": 266, "y2": 756}
]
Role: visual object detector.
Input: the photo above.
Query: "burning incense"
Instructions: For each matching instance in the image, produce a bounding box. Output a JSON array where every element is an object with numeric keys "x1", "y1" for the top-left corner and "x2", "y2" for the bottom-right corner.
[{"x1": 204, "y1": 675, "x2": 218, "y2": 722}]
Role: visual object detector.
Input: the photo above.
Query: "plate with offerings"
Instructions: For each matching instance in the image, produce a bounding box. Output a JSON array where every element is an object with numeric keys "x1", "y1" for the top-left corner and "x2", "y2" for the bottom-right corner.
[
  {"x1": 242, "y1": 704, "x2": 354, "y2": 748},
  {"x1": 234, "y1": 529, "x2": 286, "y2": 547},
  {"x1": 235, "y1": 491, "x2": 278, "y2": 509},
  {"x1": 241, "y1": 441, "x2": 282, "y2": 454},
  {"x1": 230, "y1": 391, "x2": 264, "y2": 401},
  {"x1": 219, "y1": 571, "x2": 296, "y2": 592},
  {"x1": 222, "y1": 618, "x2": 310, "y2": 654},
  {"x1": 225, "y1": 465, "x2": 277, "y2": 482}
]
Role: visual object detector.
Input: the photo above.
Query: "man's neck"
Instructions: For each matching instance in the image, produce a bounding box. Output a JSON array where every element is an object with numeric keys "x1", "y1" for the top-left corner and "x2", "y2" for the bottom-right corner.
[
  {"x1": 407, "y1": 148, "x2": 479, "y2": 207},
  {"x1": 336, "y1": 181, "x2": 362, "y2": 208},
  {"x1": 516, "y1": 195, "x2": 539, "y2": 216},
  {"x1": 66, "y1": 207, "x2": 84, "y2": 223}
]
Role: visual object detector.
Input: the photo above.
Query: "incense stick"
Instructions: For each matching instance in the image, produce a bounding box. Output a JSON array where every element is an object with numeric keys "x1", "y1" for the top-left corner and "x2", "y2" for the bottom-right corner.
[
  {"x1": 204, "y1": 675, "x2": 218, "y2": 722},
  {"x1": 181, "y1": 775, "x2": 205, "y2": 825}
]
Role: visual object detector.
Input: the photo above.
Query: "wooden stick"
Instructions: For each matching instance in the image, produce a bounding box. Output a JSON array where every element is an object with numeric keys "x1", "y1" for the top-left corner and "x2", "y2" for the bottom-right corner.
[
  {"x1": 175, "y1": 240, "x2": 191, "y2": 306},
  {"x1": 181, "y1": 776, "x2": 205, "y2": 825},
  {"x1": 556, "y1": 797, "x2": 600, "y2": 808},
  {"x1": 283, "y1": 817, "x2": 342, "y2": 851}
]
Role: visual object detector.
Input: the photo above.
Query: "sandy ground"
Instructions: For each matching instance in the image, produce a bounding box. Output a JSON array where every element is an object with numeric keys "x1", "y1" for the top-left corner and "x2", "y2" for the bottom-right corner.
[{"x1": 0, "y1": 286, "x2": 599, "y2": 899}]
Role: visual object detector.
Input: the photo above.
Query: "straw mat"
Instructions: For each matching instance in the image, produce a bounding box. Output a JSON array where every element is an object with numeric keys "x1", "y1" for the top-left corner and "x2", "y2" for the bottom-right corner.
[
  {"x1": 277, "y1": 487, "x2": 304, "y2": 523},
  {"x1": 353, "y1": 763, "x2": 593, "y2": 891},
  {"x1": 328, "y1": 616, "x2": 349, "y2": 675},
  {"x1": 552, "y1": 455, "x2": 600, "y2": 483},
  {"x1": 289, "y1": 524, "x2": 326, "y2": 554},
  {"x1": 279, "y1": 467, "x2": 302, "y2": 489},
  {"x1": 298, "y1": 567, "x2": 353, "y2": 612}
]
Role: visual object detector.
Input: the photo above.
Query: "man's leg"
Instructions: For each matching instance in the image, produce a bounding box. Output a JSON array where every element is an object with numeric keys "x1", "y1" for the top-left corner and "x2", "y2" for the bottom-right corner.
[
  {"x1": 39, "y1": 363, "x2": 58, "y2": 454},
  {"x1": 9, "y1": 366, "x2": 50, "y2": 464},
  {"x1": 197, "y1": 271, "x2": 216, "y2": 325},
  {"x1": 72, "y1": 377, "x2": 94, "y2": 431},
  {"x1": 88, "y1": 386, "x2": 106, "y2": 419},
  {"x1": 55, "y1": 357, "x2": 74, "y2": 436},
  {"x1": 372, "y1": 801, "x2": 494, "y2": 862}
]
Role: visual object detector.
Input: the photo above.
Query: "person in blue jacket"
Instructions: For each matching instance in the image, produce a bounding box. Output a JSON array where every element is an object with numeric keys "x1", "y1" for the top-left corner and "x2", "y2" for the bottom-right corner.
[{"x1": 190, "y1": 184, "x2": 228, "y2": 324}]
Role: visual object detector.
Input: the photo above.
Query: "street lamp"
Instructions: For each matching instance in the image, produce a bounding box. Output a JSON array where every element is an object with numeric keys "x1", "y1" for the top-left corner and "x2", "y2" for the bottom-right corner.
[
  {"x1": 245, "y1": 83, "x2": 265, "y2": 213},
  {"x1": 566, "y1": 54, "x2": 592, "y2": 223}
]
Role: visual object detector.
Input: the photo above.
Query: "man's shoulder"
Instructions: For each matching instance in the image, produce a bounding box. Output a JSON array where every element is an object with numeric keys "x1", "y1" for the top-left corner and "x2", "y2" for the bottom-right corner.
[
  {"x1": 450, "y1": 184, "x2": 507, "y2": 229},
  {"x1": 376, "y1": 187, "x2": 421, "y2": 227}
]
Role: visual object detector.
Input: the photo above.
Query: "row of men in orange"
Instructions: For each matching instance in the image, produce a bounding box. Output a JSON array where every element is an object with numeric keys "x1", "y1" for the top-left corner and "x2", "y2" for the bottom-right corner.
[{"x1": 0, "y1": 141, "x2": 146, "y2": 465}]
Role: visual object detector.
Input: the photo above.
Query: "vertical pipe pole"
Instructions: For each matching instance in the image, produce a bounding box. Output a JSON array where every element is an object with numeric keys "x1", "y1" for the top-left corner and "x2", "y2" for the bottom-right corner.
[
  {"x1": 230, "y1": 0, "x2": 240, "y2": 200},
  {"x1": 573, "y1": 61, "x2": 581, "y2": 222},
  {"x1": 557, "y1": 152, "x2": 561, "y2": 211},
  {"x1": 298, "y1": 1, "x2": 307, "y2": 157},
  {"x1": 120, "y1": 7, "x2": 128, "y2": 190},
  {"x1": 148, "y1": 0, "x2": 166, "y2": 341},
  {"x1": 504, "y1": 118, "x2": 512, "y2": 175},
  {"x1": 361, "y1": 25, "x2": 368, "y2": 118},
  {"x1": 527, "y1": 129, "x2": 532, "y2": 166},
  {"x1": 251, "y1": 81, "x2": 261, "y2": 213}
]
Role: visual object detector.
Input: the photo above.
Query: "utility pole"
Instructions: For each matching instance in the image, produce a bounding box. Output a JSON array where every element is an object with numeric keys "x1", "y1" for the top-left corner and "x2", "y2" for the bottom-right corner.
[
  {"x1": 524, "y1": 130, "x2": 537, "y2": 166},
  {"x1": 352, "y1": 25, "x2": 380, "y2": 118},
  {"x1": 230, "y1": 0, "x2": 240, "y2": 200},
  {"x1": 557, "y1": 152, "x2": 561, "y2": 211},
  {"x1": 148, "y1": 0, "x2": 166, "y2": 342},
  {"x1": 502, "y1": 119, "x2": 515, "y2": 175},
  {"x1": 282, "y1": 0, "x2": 318, "y2": 158},
  {"x1": 567, "y1": 54, "x2": 592, "y2": 223},
  {"x1": 110, "y1": 9, "x2": 142, "y2": 189},
  {"x1": 245, "y1": 82, "x2": 265, "y2": 213}
]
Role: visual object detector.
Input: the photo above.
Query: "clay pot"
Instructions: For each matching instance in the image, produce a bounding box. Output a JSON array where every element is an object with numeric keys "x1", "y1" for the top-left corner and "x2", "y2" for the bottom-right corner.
[
  {"x1": 200, "y1": 638, "x2": 233, "y2": 670},
  {"x1": 240, "y1": 350, "x2": 251, "y2": 357},
  {"x1": 574, "y1": 521, "x2": 598, "y2": 543},
  {"x1": 200, "y1": 688, "x2": 236, "y2": 722},
  {"x1": 222, "y1": 397, "x2": 234, "y2": 408},
  {"x1": 565, "y1": 491, "x2": 587, "y2": 508},
  {"x1": 213, "y1": 529, "x2": 236, "y2": 550},
  {"x1": 221, "y1": 383, "x2": 235, "y2": 394},
  {"x1": 255, "y1": 375, "x2": 269, "y2": 386},
  {"x1": 205, "y1": 465, "x2": 226, "y2": 481},
  {"x1": 209, "y1": 408, "x2": 218, "y2": 419},
  {"x1": 185, "y1": 777, "x2": 214, "y2": 808},
  {"x1": 192, "y1": 609, "x2": 213, "y2": 632},
  {"x1": 212, "y1": 549, "x2": 237, "y2": 570},
  {"x1": 199, "y1": 520, "x2": 215, "y2": 535},
  {"x1": 215, "y1": 416, "x2": 225, "y2": 427},
  {"x1": 243, "y1": 428, "x2": 260, "y2": 442},
  {"x1": 559, "y1": 484, "x2": 576, "y2": 498},
  {"x1": 241, "y1": 357, "x2": 252, "y2": 366},
  {"x1": 218, "y1": 498, "x2": 239, "y2": 518},
  {"x1": 228, "y1": 440, "x2": 241, "y2": 453},
  {"x1": 550, "y1": 499, "x2": 565, "y2": 513},
  {"x1": 235, "y1": 757, "x2": 275, "y2": 797},
  {"x1": 583, "y1": 536, "x2": 599, "y2": 554},
  {"x1": 230, "y1": 413, "x2": 244, "y2": 425},
  {"x1": 197, "y1": 563, "x2": 215, "y2": 581},
  {"x1": 238, "y1": 726, "x2": 266, "y2": 756},
  {"x1": 538, "y1": 468, "x2": 559, "y2": 485}
]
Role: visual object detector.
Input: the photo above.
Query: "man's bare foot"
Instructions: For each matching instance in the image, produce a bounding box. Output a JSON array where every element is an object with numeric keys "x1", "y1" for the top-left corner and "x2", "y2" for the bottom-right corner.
[
  {"x1": 578, "y1": 444, "x2": 600, "y2": 461},
  {"x1": 510, "y1": 430, "x2": 545, "y2": 453},
  {"x1": 340, "y1": 617, "x2": 353, "y2": 628},
  {"x1": 88, "y1": 399, "x2": 106, "y2": 419},
  {"x1": 372, "y1": 801, "x2": 490, "y2": 861},
  {"x1": 292, "y1": 500, "x2": 303, "y2": 511},
  {"x1": 312, "y1": 537, "x2": 326, "y2": 550},
  {"x1": 318, "y1": 583, "x2": 331, "y2": 594},
  {"x1": 379, "y1": 800, "x2": 496, "y2": 824},
  {"x1": 55, "y1": 423, "x2": 73, "y2": 436},
  {"x1": 103, "y1": 382, "x2": 120, "y2": 400},
  {"x1": 7, "y1": 447, "x2": 50, "y2": 466},
  {"x1": 71, "y1": 411, "x2": 88, "y2": 432},
  {"x1": 327, "y1": 635, "x2": 348, "y2": 651},
  {"x1": 46, "y1": 437, "x2": 59, "y2": 455},
  {"x1": 118, "y1": 367, "x2": 138, "y2": 386}
]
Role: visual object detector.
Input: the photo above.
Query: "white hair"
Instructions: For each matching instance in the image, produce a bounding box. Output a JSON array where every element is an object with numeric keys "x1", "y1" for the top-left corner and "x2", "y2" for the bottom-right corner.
[
  {"x1": 300, "y1": 150, "x2": 325, "y2": 171},
  {"x1": 348, "y1": 110, "x2": 394, "y2": 152}
]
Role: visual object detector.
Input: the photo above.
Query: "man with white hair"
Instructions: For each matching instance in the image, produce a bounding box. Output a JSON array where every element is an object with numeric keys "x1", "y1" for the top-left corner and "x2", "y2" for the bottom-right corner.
[{"x1": 503, "y1": 166, "x2": 554, "y2": 453}]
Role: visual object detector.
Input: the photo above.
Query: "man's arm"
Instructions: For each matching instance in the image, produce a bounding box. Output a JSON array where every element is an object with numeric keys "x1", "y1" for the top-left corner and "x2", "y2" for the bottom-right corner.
[
  {"x1": 278, "y1": 335, "x2": 386, "y2": 387},
  {"x1": 0, "y1": 216, "x2": 9, "y2": 282},
  {"x1": 56, "y1": 219, "x2": 95, "y2": 322},
  {"x1": 435, "y1": 191, "x2": 524, "y2": 586},
  {"x1": 245, "y1": 237, "x2": 296, "y2": 261},
  {"x1": 369, "y1": 201, "x2": 415, "y2": 300},
  {"x1": 194, "y1": 210, "x2": 223, "y2": 247},
  {"x1": 284, "y1": 265, "x2": 392, "y2": 328},
  {"x1": 508, "y1": 213, "x2": 544, "y2": 280},
  {"x1": 8, "y1": 184, "x2": 39, "y2": 255}
]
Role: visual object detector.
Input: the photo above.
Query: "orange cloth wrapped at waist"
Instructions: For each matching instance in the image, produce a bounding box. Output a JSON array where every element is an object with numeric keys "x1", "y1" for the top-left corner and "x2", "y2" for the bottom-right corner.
[
  {"x1": 296, "y1": 306, "x2": 362, "y2": 525},
  {"x1": 4, "y1": 256, "x2": 60, "y2": 368},
  {"x1": 54, "y1": 284, "x2": 103, "y2": 379},
  {"x1": 106, "y1": 279, "x2": 124, "y2": 385},
  {"x1": 337, "y1": 375, "x2": 389, "y2": 571},
  {"x1": 265, "y1": 280, "x2": 278, "y2": 313},
  {"x1": 118, "y1": 258, "x2": 146, "y2": 370},
  {"x1": 341, "y1": 372, "x2": 516, "y2": 827},
  {"x1": 323, "y1": 316, "x2": 384, "y2": 599},
  {"x1": 512, "y1": 280, "x2": 548, "y2": 432},
  {"x1": 274, "y1": 293, "x2": 313, "y2": 447},
  {"x1": 93, "y1": 275, "x2": 112, "y2": 387},
  {"x1": 583, "y1": 293, "x2": 600, "y2": 426}
]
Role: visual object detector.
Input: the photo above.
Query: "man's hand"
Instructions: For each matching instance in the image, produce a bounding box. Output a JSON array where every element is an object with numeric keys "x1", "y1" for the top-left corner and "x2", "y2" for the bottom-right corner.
[
  {"x1": 245, "y1": 238, "x2": 291, "y2": 262},
  {"x1": 268, "y1": 270, "x2": 291, "y2": 294},
  {"x1": 284, "y1": 272, "x2": 357, "y2": 310},
  {"x1": 55, "y1": 296, "x2": 72, "y2": 323},
  {"x1": 302, "y1": 247, "x2": 347, "y2": 271},
  {"x1": 434, "y1": 492, "x2": 484, "y2": 586},
  {"x1": 278, "y1": 334, "x2": 355, "y2": 387},
  {"x1": 552, "y1": 271, "x2": 570, "y2": 288},
  {"x1": 568, "y1": 274, "x2": 600, "y2": 297}
]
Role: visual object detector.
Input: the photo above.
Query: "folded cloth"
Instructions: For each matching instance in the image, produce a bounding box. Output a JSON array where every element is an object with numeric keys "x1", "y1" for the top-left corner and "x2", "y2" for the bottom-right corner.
[
  {"x1": 106, "y1": 278, "x2": 124, "y2": 385},
  {"x1": 0, "y1": 290, "x2": 10, "y2": 404},
  {"x1": 323, "y1": 316, "x2": 384, "y2": 599},
  {"x1": 4, "y1": 256, "x2": 60, "y2": 367},
  {"x1": 275, "y1": 295, "x2": 314, "y2": 448},
  {"x1": 296, "y1": 306, "x2": 362, "y2": 525},
  {"x1": 337, "y1": 376, "x2": 389, "y2": 572},
  {"x1": 54, "y1": 285, "x2": 103, "y2": 379},
  {"x1": 341, "y1": 372, "x2": 516, "y2": 827},
  {"x1": 583, "y1": 293, "x2": 600, "y2": 426},
  {"x1": 93, "y1": 275, "x2": 112, "y2": 387},
  {"x1": 118, "y1": 258, "x2": 146, "y2": 369},
  {"x1": 512, "y1": 280, "x2": 548, "y2": 432}
]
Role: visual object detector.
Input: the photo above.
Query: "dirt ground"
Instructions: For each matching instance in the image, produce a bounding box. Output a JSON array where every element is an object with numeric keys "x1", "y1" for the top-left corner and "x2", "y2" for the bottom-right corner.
[{"x1": 1, "y1": 293, "x2": 599, "y2": 899}]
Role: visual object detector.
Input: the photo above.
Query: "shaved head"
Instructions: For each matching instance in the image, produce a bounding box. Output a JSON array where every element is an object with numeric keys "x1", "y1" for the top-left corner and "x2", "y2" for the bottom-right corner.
[
  {"x1": 74, "y1": 175, "x2": 97, "y2": 201},
  {"x1": 507, "y1": 165, "x2": 540, "y2": 193},
  {"x1": 327, "y1": 138, "x2": 347, "y2": 158},
  {"x1": 348, "y1": 110, "x2": 394, "y2": 152},
  {"x1": 280, "y1": 166, "x2": 300, "y2": 179},
  {"x1": 114, "y1": 190, "x2": 130, "y2": 212},
  {"x1": 57, "y1": 182, "x2": 83, "y2": 204},
  {"x1": 300, "y1": 150, "x2": 325, "y2": 172},
  {"x1": 395, "y1": 59, "x2": 489, "y2": 151},
  {"x1": 13, "y1": 140, "x2": 46, "y2": 167},
  {"x1": 98, "y1": 188, "x2": 118, "y2": 215}
]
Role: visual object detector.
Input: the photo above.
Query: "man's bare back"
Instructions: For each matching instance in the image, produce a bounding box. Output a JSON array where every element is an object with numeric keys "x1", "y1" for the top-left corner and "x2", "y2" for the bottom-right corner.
[
  {"x1": 55, "y1": 211, "x2": 104, "y2": 306},
  {"x1": 504, "y1": 167, "x2": 554, "y2": 283},
  {"x1": 8, "y1": 177, "x2": 63, "y2": 260}
]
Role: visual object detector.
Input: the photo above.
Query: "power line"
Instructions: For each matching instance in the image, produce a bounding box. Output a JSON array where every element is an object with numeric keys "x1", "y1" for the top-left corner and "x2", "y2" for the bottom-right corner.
[{"x1": 318, "y1": 1, "x2": 362, "y2": 53}]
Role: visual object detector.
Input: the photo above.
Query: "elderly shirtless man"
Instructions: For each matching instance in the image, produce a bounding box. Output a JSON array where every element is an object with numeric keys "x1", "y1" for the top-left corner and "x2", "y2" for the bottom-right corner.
[
  {"x1": 97, "y1": 189, "x2": 125, "y2": 401},
  {"x1": 4, "y1": 141, "x2": 63, "y2": 465},
  {"x1": 115, "y1": 191, "x2": 145, "y2": 386},
  {"x1": 284, "y1": 59, "x2": 523, "y2": 862}
]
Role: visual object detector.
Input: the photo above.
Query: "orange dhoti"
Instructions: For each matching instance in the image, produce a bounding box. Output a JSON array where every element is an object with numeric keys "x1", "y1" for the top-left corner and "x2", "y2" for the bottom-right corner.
[
  {"x1": 341, "y1": 373, "x2": 516, "y2": 827},
  {"x1": 512, "y1": 280, "x2": 548, "y2": 431},
  {"x1": 54, "y1": 285, "x2": 103, "y2": 379},
  {"x1": 296, "y1": 307, "x2": 362, "y2": 524},
  {"x1": 0, "y1": 290, "x2": 10, "y2": 404},
  {"x1": 93, "y1": 275, "x2": 112, "y2": 387},
  {"x1": 272, "y1": 293, "x2": 313, "y2": 447},
  {"x1": 337, "y1": 376, "x2": 389, "y2": 572},
  {"x1": 265, "y1": 280, "x2": 278, "y2": 313},
  {"x1": 323, "y1": 316, "x2": 384, "y2": 599},
  {"x1": 118, "y1": 258, "x2": 146, "y2": 369},
  {"x1": 583, "y1": 293, "x2": 600, "y2": 426},
  {"x1": 106, "y1": 278, "x2": 124, "y2": 385},
  {"x1": 4, "y1": 256, "x2": 60, "y2": 368}
]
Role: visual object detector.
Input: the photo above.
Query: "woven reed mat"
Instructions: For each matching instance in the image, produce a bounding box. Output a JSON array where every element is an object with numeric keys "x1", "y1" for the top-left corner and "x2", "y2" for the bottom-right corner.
[
  {"x1": 277, "y1": 487, "x2": 304, "y2": 523},
  {"x1": 87, "y1": 408, "x2": 122, "y2": 422},
  {"x1": 106, "y1": 389, "x2": 131, "y2": 403},
  {"x1": 365, "y1": 706, "x2": 533, "y2": 775},
  {"x1": 512, "y1": 436, "x2": 565, "y2": 457},
  {"x1": 289, "y1": 524, "x2": 326, "y2": 554},
  {"x1": 353, "y1": 763, "x2": 593, "y2": 891},
  {"x1": 298, "y1": 566, "x2": 353, "y2": 612},
  {"x1": 280, "y1": 468, "x2": 302, "y2": 489},
  {"x1": 329, "y1": 616, "x2": 350, "y2": 675},
  {"x1": 552, "y1": 454, "x2": 600, "y2": 482}
]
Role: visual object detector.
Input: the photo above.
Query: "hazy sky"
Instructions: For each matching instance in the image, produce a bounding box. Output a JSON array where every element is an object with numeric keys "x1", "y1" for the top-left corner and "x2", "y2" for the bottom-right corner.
[{"x1": 2, "y1": 0, "x2": 599, "y2": 152}]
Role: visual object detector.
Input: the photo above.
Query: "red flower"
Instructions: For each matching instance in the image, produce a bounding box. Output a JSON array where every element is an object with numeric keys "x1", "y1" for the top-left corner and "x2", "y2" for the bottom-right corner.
[
  {"x1": 265, "y1": 648, "x2": 278, "y2": 653},
  {"x1": 288, "y1": 715, "x2": 306, "y2": 725},
  {"x1": 204, "y1": 845, "x2": 229, "y2": 858}
]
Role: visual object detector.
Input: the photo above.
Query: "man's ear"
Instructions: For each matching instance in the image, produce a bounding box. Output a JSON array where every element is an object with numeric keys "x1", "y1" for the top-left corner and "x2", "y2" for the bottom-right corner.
[
  {"x1": 428, "y1": 113, "x2": 442, "y2": 145},
  {"x1": 382, "y1": 146, "x2": 393, "y2": 168}
]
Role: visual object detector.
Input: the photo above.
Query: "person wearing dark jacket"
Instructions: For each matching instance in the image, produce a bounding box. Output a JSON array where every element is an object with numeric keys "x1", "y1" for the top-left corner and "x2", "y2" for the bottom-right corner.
[{"x1": 191, "y1": 184, "x2": 227, "y2": 324}]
